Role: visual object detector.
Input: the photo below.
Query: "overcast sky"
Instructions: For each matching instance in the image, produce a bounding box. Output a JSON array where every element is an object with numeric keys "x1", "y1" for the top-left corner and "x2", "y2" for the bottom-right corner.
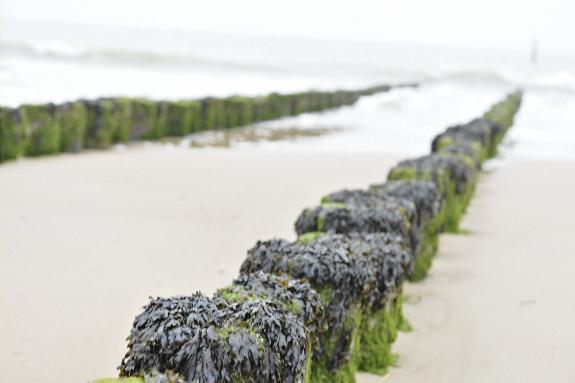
[{"x1": 2, "y1": 0, "x2": 574, "y2": 52}]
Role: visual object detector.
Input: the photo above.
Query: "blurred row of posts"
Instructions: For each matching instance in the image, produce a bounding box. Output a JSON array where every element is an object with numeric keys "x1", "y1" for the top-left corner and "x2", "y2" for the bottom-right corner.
[{"x1": 0, "y1": 84, "x2": 411, "y2": 163}]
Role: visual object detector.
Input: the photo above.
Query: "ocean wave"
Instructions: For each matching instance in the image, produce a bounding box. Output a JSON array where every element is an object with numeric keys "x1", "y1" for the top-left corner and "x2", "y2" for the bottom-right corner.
[
  {"x1": 431, "y1": 70, "x2": 516, "y2": 86},
  {"x1": 528, "y1": 71, "x2": 575, "y2": 93},
  {"x1": 430, "y1": 67, "x2": 575, "y2": 94},
  {"x1": 0, "y1": 39, "x2": 291, "y2": 74}
]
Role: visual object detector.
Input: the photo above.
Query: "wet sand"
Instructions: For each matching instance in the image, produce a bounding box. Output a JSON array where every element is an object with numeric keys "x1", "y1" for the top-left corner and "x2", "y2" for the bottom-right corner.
[
  {"x1": 0, "y1": 147, "x2": 400, "y2": 383},
  {"x1": 2, "y1": 149, "x2": 575, "y2": 383}
]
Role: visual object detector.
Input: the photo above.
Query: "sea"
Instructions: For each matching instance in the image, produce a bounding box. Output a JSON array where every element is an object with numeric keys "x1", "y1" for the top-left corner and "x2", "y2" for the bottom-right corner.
[{"x1": 2, "y1": 18, "x2": 574, "y2": 159}]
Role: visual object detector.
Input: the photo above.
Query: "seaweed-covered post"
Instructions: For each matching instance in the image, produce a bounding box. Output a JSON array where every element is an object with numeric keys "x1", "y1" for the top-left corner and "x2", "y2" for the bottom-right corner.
[
  {"x1": 201, "y1": 97, "x2": 226, "y2": 131},
  {"x1": 240, "y1": 233, "x2": 410, "y2": 381},
  {"x1": 155, "y1": 100, "x2": 203, "y2": 137},
  {"x1": 0, "y1": 83, "x2": 397, "y2": 163},
  {"x1": 292, "y1": 92, "x2": 311, "y2": 115},
  {"x1": 224, "y1": 96, "x2": 253, "y2": 128},
  {"x1": 317, "y1": 183, "x2": 444, "y2": 281},
  {"x1": 387, "y1": 153, "x2": 477, "y2": 233},
  {"x1": 347, "y1": 233, "x2": 411, "y2": 375},
  {"x1": 430, "y1": 118, "x2": 495, "y2": 163},
  {"x1": 369, "y1": 180, "x2": 445, "y2": 281},
  {"x1": 119, "y1": 290, "x2": 311, "y2": 383},
  {"x1": 157, "y1": 101, "x2": 188, "y2": 137},
  {"x1": 84, "y1": 99, "x2": 132, "y2": 148},
  {"x1": 56, "y1": 101, "x2": 87, "y2": 153},
  {"x1": 20, "y1": 103, "x2": 61, "y2": 156},
  {"x1": 263, "y1": 93, "x2": 292, "y2": 120},
  {"x1": 240, "y1": 237, "x2": 370, "y2": 382},
  {"x1": 484, "y1": 91, "x2": 523, "y2": 150},
  {"x1": 294, "y1": 195, "x2": 415, "y2": 244},
  {"x1": 106, "y1": 99, "x2": 133, "y2": 143},
  {"x1": 0, "y1": 107, "x2": 27, "y2": 161},
  {"x1": 215, "y1": 271, "x2": 324, "y2": 382},
  {"x1": 130, "y1": 99, "x2": 158, "y2": 140}
]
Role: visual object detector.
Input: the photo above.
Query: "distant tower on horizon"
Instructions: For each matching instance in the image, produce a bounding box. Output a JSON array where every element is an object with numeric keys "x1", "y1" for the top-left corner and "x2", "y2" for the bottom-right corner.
[{"x1": 531, "y1": 36, "x2": 538, "y2": 65}]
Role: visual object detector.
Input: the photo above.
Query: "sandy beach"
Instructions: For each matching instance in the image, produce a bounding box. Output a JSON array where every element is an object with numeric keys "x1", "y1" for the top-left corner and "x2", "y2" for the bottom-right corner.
[
  {"x1": 388, "y1": 158, "x2": 575, "y2": 382},
  {"x1": 2, "y1": 146, "x2": 575, "y2": 382},
  {"x1": 2, "y1": 0, "x2": 575, "y2": 380},
  {"x1": 0, "y1": 147, "x2": 401, "y2": 382}
]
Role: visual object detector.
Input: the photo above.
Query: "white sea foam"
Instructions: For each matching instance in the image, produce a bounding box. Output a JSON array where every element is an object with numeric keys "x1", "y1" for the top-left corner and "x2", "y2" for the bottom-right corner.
[
  {"x1": 1, "y1": 19, "x2": 574, "y2": 160},
  {"x1": 236, "y1": 81, "x2": 513, "y2": 155}
]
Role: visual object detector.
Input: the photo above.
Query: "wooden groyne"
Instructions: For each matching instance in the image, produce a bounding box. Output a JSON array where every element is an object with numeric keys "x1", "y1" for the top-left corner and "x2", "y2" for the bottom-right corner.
[
  {"x1": 91, "y1": 91, "x2": 522, "y2": 383},
  {"x1": 0, "y1": 84, "x2": 410, "y2": 163}
]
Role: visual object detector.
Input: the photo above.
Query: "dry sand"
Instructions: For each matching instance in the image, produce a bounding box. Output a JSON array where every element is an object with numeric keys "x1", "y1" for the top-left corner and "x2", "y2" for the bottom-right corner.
[
  {"x1": 0, "y1": 147, "x2": 400, "y2": 383},
  {"x1": 2, "y1": 148, "x2": 575, "y2": 383},
  {"x1": 388, "y1": 159, "x2": 575, "y2": 382}
]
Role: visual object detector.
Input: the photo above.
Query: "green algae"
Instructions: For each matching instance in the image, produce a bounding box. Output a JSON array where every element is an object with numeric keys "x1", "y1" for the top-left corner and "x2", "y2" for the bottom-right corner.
[
  {"x1": 84, "y1": 102, "x2": 109, "y2": 149},
  {"x1": 224, "y1": 96, "x2": 253, "y2": 128},
  {"x1": 320, "y1": 201, "x2": 348, "y2": 209},
  {"x1": 84, "y1": 99, "x2": 132, "y2": 148},
  {"x1": 215, "y1": 324, "x2": 266, "y2": 352},
  {"x1": 298, "y1": 231, "x2": 325, "y2": 244},
  {"x1": 483, "y1": 92, "x2": 522, "y2": 157},
  {"x1": 357, "y1": 296, "x2": 407, "y2": 375},
  {"x1": 310, "y1": 305, "x2": 363, "y2": 383},
  {"x1": 130, "y1": 99, "x2": 158, "y2": 140},
  {"x1": 388, "y1": 162, "x2": 475, "y2": 234},
  {"x1": 21, "y1": 104, "x2": 61, "y2": 156},
  {"x1": 409, "y1": 206, "x2": 445, "y2": 281},
  {"x1": 283, "y1": 299, "x2": 304, "y2": 316},
  {"x1": 0, "y1": 107, "x2": 26, "y2": 161},
  {"x1": 1, "y1": 85, "x2": 401, "y2": 163},
  {"x1": 56, "y1": 101, "x2": 87, "y2": 152},
  {"x1": 217, "y1": 285, "x2": 260, "y2": 304},
  {"x1": 202, "y1": 97, "x2": 226, "y2": 130}
]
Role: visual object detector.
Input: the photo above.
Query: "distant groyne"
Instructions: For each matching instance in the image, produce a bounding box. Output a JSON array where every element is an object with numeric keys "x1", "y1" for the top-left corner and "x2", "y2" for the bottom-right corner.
[{"x1": 0, "y1": 84, "x2": 413, "y2": 163}]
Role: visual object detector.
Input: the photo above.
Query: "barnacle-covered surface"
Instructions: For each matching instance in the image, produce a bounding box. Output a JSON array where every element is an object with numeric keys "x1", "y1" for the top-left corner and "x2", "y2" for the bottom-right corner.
[{"x1": 119, "y1": 292, "x2": 309, "y2": 383}]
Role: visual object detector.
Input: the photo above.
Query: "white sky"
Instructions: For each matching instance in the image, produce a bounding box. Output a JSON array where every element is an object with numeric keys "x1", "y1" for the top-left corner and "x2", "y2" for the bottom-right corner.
[{"x1": 2, "y1": 0, "x2": 574, "y2": 52}]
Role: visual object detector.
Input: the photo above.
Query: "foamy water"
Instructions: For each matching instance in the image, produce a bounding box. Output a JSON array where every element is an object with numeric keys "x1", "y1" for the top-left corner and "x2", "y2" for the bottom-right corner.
[
  {"x1": 1, "y1": 19, "x2": 574, "y2": 160},
  {"x1": 238, "y1": 80, "x2": 512, "y2": 155},
  {"x1": 505, "y1": 88, "x2": 575, "y2": 160}
]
